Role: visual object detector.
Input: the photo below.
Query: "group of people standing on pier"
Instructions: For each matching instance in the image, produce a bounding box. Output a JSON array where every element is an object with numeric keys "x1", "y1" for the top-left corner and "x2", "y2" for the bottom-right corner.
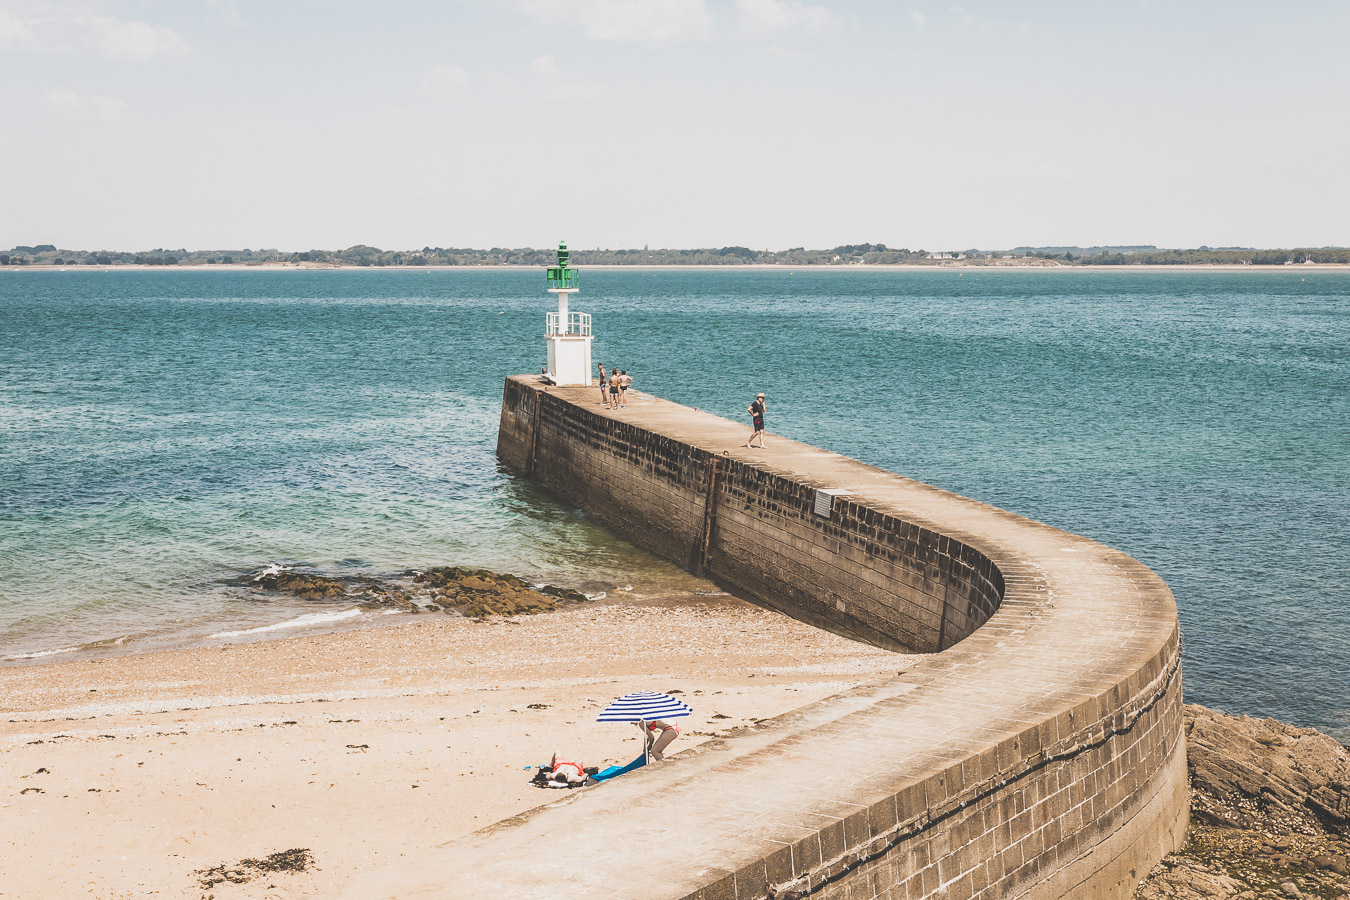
[
  {"x1": 595, "y1": 362, "x2": 767, "y2": 447},
  {"x1": 596, "y1": 362, "x2": 633, "y2": 409}
]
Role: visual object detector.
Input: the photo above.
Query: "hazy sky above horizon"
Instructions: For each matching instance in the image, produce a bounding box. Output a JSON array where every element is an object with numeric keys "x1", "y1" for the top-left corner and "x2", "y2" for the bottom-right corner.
[{"x1": 3, "y1": 0, "x2": 1347, "y2": 252}]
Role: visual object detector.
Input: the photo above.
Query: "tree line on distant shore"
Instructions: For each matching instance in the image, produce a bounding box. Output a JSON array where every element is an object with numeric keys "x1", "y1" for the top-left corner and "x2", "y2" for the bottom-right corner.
[
  {"x1": 1030, "y1": 247, "x2": 1350, "y2": 265},
  {"x1": 3, "y1": 242, "x2": 1348, "y2": 267}
]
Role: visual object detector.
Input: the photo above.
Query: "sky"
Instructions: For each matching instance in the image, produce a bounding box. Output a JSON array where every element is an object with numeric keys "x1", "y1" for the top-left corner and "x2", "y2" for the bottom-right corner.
[{"x1": 2, "y1": 0, "x2": 1347, "y2": 252}]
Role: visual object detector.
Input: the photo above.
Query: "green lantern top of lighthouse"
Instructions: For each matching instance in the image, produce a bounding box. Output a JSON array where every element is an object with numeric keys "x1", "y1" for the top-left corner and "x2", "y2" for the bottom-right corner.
[{"x1": 546, "y1": 239, "x2": 579, "y2": 291}]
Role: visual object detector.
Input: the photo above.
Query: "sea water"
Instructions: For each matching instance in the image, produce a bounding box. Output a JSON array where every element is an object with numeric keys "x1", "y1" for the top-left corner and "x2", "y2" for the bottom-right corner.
[{"x1": 0, "y1": 268, "x2": 1346, "y2": 740}]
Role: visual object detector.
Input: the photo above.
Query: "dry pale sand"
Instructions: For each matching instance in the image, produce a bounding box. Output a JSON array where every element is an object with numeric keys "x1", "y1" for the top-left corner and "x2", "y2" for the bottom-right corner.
[{"x1": 0, "y1": 594, "x2": 906, "y2": 899}]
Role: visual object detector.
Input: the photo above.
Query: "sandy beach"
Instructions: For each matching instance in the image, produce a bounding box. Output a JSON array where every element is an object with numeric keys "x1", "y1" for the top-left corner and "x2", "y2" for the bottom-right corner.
[{"x1": 1, "y1": 593, "x2": 906, "y2": 899}]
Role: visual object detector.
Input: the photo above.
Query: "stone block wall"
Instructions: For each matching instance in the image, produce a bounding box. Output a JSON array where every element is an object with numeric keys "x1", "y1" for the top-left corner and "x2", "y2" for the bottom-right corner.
[
  {"x1": 389, "y1": 376, "x2": 1192, "y2": 900},
  {"x1": 708, "y1": 461, "x2": 1002, "y2": 652},
  {"x1": 501, "y1": 377, "x2": 1002, "y2": 653}
]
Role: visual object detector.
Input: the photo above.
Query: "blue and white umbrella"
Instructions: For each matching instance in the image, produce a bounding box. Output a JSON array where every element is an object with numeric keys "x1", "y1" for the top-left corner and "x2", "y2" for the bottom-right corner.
[
  {"x1": 596, "y1": 690, "x2": 693, "y2": 723},
  {"x1": 597, "y1": 691, "x2": 693, "y2": 764}
]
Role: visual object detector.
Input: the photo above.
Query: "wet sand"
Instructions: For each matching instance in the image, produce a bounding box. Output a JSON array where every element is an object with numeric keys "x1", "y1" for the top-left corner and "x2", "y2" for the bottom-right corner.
[{"x1": 0, "y1": 594, "x2": 906, "y2": 899}]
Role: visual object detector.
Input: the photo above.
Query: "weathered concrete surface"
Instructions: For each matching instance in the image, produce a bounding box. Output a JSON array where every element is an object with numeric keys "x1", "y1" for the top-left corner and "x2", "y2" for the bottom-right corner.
[{"x1": 343, "y1": 377, "x2": 1187, "y2": 900}]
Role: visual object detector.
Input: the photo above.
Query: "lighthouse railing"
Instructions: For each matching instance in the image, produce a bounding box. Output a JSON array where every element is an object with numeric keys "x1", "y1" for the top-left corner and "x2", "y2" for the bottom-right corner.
[
  {"x1": 546, "y1": 311, "x2": 592, "y2": 337},
  {"x1": 546, "y1": 267, "x2": 581, "y2": 292}
]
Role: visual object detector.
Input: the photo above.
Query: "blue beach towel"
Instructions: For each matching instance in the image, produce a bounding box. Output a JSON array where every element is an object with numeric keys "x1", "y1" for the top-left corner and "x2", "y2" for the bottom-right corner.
[{"x1": 590, "y1": 754, "x2": 647, "y2": 782}]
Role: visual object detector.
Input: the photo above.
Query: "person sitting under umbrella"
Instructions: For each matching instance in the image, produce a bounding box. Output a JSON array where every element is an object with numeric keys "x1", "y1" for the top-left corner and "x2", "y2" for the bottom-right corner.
[
  {"x1": 596, "y1": 690, "x2": 693, "y2": 766},
  {"x1": 639, "y1": 719, "x2": 680, "y2": 761}
]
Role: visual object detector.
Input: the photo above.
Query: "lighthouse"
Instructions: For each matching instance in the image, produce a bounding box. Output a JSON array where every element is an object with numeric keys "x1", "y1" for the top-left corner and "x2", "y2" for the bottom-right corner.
[{"x1": 543, "y1": 240, "x2": 592, "y2": 385}]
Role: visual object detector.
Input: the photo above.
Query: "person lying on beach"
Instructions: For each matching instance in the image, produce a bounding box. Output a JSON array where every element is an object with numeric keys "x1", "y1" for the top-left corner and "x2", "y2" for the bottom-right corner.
[{"x1": 532, "y1": 752, "x2": 599, "y2": 787}]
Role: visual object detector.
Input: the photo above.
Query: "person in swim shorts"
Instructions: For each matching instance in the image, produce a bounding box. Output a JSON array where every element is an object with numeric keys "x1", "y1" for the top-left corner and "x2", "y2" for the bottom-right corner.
[
  {"x1": 745, "y1": 392, "x2": 766, "y2": 448},
  {"x1": 597, "y1": 363, "x2": 608, "y2": 404},
  {"x1": 619, "y1": 370, "x2": 632, "y2": 407},
  {"x1": 608, "y1": 369, "x2": 622, "y2": 409}
]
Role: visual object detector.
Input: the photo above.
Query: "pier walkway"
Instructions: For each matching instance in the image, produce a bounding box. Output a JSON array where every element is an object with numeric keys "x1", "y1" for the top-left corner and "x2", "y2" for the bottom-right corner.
[{"x1": 341, "y1": 378, "x2": 1186, "y2": 900}]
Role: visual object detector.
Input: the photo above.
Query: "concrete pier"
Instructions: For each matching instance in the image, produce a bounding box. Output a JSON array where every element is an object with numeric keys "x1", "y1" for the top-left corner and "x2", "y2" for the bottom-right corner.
[{"x1": 343, "y1": 377, "x2": 1187, "y2": 900}]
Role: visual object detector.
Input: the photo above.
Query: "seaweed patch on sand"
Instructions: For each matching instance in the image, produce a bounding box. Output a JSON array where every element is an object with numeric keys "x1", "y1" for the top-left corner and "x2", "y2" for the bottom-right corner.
[{"x1": 196, "y1": 848, "x2": 315, "y2": 894}]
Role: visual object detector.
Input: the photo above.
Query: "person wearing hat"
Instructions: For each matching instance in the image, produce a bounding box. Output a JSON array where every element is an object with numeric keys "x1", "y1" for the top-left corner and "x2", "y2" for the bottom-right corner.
[{"x1": 745, "y1": 392, "x2": 766, "y2": 448}]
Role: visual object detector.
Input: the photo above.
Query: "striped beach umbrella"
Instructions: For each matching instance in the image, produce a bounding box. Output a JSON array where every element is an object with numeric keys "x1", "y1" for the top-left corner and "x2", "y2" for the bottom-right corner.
[
  {"x1": 597, "y1": 691, "x2": 693, "y2": 764},
  {"x1": 596, "y1": 690, "x2": 693, "y2": 723}
]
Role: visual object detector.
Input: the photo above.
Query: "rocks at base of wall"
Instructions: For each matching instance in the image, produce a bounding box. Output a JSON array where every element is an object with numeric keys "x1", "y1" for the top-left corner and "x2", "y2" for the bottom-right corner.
[
  {"x1": 1189, "y1": 705, "x2": 1350, "y2": 834},
  {"x1": 1136, "y1": 705, "x2": 1350, "y2": 900},
  {"x1": 1139, "y1": 827, "x2": 1350, "y2": 900}
]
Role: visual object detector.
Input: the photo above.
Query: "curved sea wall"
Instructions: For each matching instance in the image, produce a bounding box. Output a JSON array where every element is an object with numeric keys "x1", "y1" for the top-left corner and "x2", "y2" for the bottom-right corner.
[{"x1": 347, "y1": 376, "x2": 1187, "y2": 899}]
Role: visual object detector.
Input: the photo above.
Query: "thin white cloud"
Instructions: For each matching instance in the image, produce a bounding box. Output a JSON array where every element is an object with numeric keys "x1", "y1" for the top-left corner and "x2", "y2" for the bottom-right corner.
[
  {"x1": 529, "y1": 54, "x2": 558, "y2": 75},
  {"x1": 907, "y1": 8, "x2": 927, "y2": 27},
  {"x1": 423, "y1": 64, "x2": 470, "y2": 93},
  {"x1": 735, "y1": 0, "x2": 832, "y2": 34},
  {"x1": 0, "y1": 9, "x2": 38, "y2": 49},
  {"x1": 43, "y1": 86, "x2": 127, "y2": 121},
  {"x1": 205, "y1": 0, "x2": 246, "y2": 28},
  {"x1": 0, "y1": 10, "x2": 189, "y2": 61},
  {"x1": 90, "y1": 17, "x2": 189, "y2": 62},
  {"x1": 950, "y1": 5, "x2": 992, "y2": 30},
  {"x1": 514, "y1": 0, "x2": 714, "y2": 42}
]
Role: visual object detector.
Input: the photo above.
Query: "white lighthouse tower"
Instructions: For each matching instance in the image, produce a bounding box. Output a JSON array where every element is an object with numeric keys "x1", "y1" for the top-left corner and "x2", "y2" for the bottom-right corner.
[{"x1": 544, "y1": 240, "x2": 592, "y2": 385}]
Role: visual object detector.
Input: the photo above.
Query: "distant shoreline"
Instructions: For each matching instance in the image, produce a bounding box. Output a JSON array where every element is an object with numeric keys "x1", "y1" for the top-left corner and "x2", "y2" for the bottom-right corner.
[{"x1": 8, "y1": 262, "x2": 1350, "y2": 272}]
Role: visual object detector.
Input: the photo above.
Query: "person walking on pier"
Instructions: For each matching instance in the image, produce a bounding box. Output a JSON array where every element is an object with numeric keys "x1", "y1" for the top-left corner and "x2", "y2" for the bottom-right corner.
[{"x1": 746, "y1": 393, "x2": 766, "y2": 448}]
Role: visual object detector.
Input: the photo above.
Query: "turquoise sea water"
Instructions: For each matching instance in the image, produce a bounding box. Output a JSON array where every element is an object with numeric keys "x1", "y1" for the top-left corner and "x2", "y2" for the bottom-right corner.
[{"x1": 0, "y1": 268, "x2": 1346, "y2": 739}]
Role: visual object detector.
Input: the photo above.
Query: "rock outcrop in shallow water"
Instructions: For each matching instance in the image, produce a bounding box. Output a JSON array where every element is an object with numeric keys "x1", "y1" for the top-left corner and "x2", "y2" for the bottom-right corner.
[
  {"x1": 233, "y1": 565, "x2": 594, "y2": 620},
  {"x1": 1136, "y1": 705, "x2": 1350, "y2": 900},
  {"x1": 250, "y1": 570, "x2": 347, "y2": 600},
  {"x1": 413, "y1": 567, "x2": 586, "y2": 619}
]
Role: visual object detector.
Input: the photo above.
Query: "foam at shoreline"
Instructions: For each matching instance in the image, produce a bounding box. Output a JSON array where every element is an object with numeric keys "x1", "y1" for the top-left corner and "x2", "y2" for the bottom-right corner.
[
  {"x1": 2, "y1": 645, "x2": 79, "y2": 661},
  {"x1": 209, "y1": 607, "x2": 368, "y2": 638}
]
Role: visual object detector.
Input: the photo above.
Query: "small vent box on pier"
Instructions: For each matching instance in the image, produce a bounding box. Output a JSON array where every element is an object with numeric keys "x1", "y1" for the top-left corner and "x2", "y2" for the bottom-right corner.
[{"x1": 813, "y1": 488, "x2": 853, "y2": 518}]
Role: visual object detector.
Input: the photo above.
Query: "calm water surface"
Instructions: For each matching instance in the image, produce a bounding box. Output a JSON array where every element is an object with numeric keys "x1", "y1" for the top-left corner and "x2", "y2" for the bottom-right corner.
[{"x1": 0, "y1": 268, "x2": 1345, "y2": 739}]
